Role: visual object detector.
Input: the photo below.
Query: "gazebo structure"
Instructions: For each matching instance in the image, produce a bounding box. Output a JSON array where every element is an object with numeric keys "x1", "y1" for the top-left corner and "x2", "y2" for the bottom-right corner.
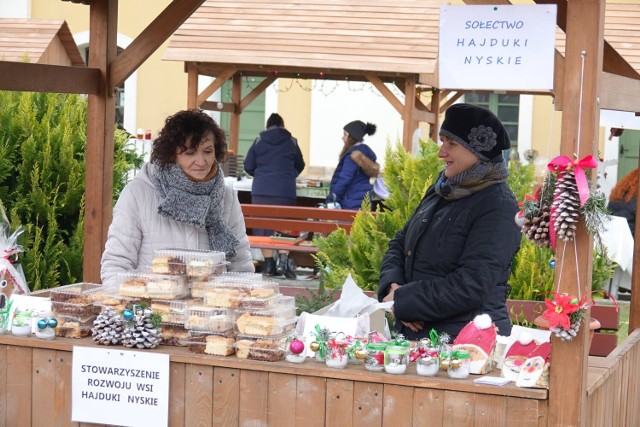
[{"x1": 0, "y1": 0, "x2": 639, "y2": 425}]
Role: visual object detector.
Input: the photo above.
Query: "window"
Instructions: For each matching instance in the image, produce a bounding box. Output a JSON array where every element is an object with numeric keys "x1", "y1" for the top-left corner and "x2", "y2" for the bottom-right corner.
[{"x1": 82, "y1": 47, "x2": 125, "y2": 130}]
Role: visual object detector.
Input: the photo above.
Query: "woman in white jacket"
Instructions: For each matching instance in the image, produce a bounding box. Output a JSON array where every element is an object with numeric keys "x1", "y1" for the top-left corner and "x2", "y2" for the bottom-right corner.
[{"x1": 101, "y1": 109, "x2": 254, "y2": 286}]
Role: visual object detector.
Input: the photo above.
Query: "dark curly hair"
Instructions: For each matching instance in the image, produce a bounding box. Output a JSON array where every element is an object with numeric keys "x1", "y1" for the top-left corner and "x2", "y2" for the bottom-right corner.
[
  {"x1": 150, "y1": 109, "x2": 227, "y2": 167},
  {"x1": 610, "y1": 168, "x2": 638, "y2": 203}
]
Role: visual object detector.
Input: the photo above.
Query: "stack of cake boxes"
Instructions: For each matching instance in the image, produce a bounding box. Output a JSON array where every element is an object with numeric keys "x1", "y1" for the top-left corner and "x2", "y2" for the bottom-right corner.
[
  {"x1": 51, "y1": 283, "x2": 103, "y2": 338},
  {"x1": 114, "y1": 249, "x2": 297, "y2": 361}
]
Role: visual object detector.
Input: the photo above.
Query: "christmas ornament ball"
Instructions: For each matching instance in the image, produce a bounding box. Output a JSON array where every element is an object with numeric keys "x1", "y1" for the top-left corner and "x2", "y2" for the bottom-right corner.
[
  {"x1": 354, "y1": 349, "x2": 367, "y2": 360},
  {"x1": 48, "y1": 318, "x2": 58, "y2": 328},
  {"x1": 310, "y1": 341, "x2": 320, "y2": 352},
  {"x1": 450, "y1": 359, "x2": 462, "y2": 369},
  {"x1": 123, "y1": 309, "x2": 134, "y2": 321},
  {"x1": 37, "y1": 319, "x2": 47, "y2": 329},
  {"x1": 289, "y1": 339, "x2": 305, "y2": 355},
  {"x1": 440, "y1": 359, "x2": 450, "y2": 370},
  {"x1": 514, "y1": 212, "x2": 526, "y2": 227}
]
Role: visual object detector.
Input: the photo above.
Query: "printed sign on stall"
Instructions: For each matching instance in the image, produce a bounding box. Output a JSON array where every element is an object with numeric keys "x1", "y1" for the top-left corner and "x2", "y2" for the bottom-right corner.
[
  {"x1": 438, "y1": 4, "x2": 557, "y2": 91},
  {"x1": 72, "y1": 346, "x2": 169, "y2": 427}
]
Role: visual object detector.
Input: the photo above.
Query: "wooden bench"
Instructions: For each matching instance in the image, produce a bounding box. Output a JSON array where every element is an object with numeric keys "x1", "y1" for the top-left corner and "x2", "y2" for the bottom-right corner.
[
  {"x1": 506, "y1": 300, "x2": 620, "y2": 357},
  {"x1": 241, "y1": 204, "x2": 360, "y2": 265}
]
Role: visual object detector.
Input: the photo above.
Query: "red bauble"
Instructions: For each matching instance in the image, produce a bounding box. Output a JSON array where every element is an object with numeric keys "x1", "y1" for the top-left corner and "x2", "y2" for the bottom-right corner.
[{"x1": 289, "y1": 339, "x2": 305, "y2": 355}]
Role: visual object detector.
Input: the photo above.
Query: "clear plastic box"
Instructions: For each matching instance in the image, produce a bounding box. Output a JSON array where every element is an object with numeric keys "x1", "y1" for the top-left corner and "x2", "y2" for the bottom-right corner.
[
  {"x1": 204, "y1": 276, "x2": 279, "y2": 309},
  {"x1": 55, "y1": 313, "x2": 97, "y2": 338},
  {"x1": 234, "y1": 334, "x2": 287, "y2": 361},
  {"x1": 160, "y1": 324, "x2": 189, "y2": 346},
  {"x1": 153, "y1": 248, "x2": 227, "y2": 278},
  {"x1": 51, "y1": 300, "x2": 101, "y2": 317},
  {"x1": 185, "y1": 307, "x2": 233, "y2": 333},
  {"x1": 234, "y1": 308, "x2": 297, "y2": 337},
  {"x1": 50, "y1": 282, "x2": 102, "y2": 303},
  {"x1": 116, "y1": 271, "x2": 188, "y2": 299},
  {"x1": 186, "y1": 331, "x2": 236, "y2": 356}
]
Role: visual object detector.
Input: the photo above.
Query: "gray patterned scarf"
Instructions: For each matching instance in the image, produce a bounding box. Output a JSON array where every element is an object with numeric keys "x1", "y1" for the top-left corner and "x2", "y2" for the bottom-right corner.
[
  {"x1": 152, "y1": 163, "x2": 239, "y2": 256},
  {"x1": 434, "y1": 161, "x2": 509, "y2": 201}
]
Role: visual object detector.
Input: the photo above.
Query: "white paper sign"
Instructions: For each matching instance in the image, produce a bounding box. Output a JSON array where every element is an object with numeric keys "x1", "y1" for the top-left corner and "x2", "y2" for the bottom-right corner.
[
  {"x1": 72, "y1": 347, "x2": 170, "y2": 427},
  {"x1": 438, "y1": 4, "x2": 557, "y2": 90}
]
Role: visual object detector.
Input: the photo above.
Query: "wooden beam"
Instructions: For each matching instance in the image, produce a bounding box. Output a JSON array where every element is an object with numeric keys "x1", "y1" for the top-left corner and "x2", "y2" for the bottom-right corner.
[
  {"x1": 631, "y1": 155, "x2": 640, "y2": 331},
  {"x1": 201, "y1": 101, "x2": 237, "y2": 113},
  {"x1": 0, "y1": 62, "x2": 101, "y2": 94},
  {"x1": 187, "y1": 62, "x2": 197, "y2": 109},
  {"x1": 548, "y1": 1, "x2": 605, "y2": 426},
  {"x1": 239, "y1": 76, "x2": 277, "y2": 112},
  {"x1": 599, "y1": 72, "x2": 640, "y2": 112},
  {"x1": 196, "y1": 68, "x2": 235, "y2": 107},
  {"x1": 109, "y1": 0, "x2": 205, "y2": 89},
  {"x1": 429, "y1": 89, "x2": 441, "y2": 141},
  {"x1": 402, "y1": 78, "x2": 417, "y2": 151},
  {"x1": 84, "y1": 0, "x2": 117, "y2": 283},
  {"x1": 553, "y1": 50, "x2": 565, "y2": 111},
  {"x1": 228, "y1": 74, "x2": 242, "y2": 154},
  {"x1": 365, "y1": 74, "x2": 403, "y2": 116},
  {"x1": 440, "y1": 92, "x2": 463, "y2": 112}
]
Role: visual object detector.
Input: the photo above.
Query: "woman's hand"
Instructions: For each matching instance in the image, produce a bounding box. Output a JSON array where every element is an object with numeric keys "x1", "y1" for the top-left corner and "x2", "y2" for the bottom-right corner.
[{"x1": 383, "y1": 283, "x2": 424, "y2": 333}]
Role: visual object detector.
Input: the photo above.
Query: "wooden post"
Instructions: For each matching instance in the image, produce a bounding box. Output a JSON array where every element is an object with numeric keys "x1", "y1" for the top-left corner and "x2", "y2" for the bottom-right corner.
[
  {"x1": 548, "y1": 0, "x2": 605, "y2": 426},
  {"x1": 229, "y1": 74, "x2": 242, "y2": 154},
  {"x1": 629, "y1": 154, "x2": 640, "y2": 331},
  {"x1": 187, "y1": 62, "x2": 198, "y2": 109},
  {"x1": 402, "y1": 78, "x2": 416, "y2": 151},
  {"x1": 430, "y1": 89, "x2": 441, "y2": 142},
  {"x1": 83, "y1": 0, "x2": 117, "y2": 283}
]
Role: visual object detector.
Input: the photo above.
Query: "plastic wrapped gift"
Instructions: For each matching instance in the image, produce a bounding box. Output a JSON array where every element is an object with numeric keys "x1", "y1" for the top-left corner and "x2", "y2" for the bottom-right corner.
[{"x1": 0, "y1": 208, "x2": 29, "y2": 297}]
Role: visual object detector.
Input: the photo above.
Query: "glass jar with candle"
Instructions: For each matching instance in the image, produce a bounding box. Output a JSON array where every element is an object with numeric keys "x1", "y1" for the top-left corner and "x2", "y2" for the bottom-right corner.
[
  {"x1": 416, "y1": 347, "x2": 440, "y2": 377},
  {"x1": 384, "y1": 343, "x2": 410, "y2": 375},
  {"x1": 325, "y1": 339, "x2": 349, "y2": 369},
  {"x1": 447, "y1": 350, "x2": 471, "y2": 379},
  {"x1": 364, "y1": 342, "x2": 387, "y2": 372},
  {"x1": 12, "y1": 309, "x2": 32, "y2": 336}
]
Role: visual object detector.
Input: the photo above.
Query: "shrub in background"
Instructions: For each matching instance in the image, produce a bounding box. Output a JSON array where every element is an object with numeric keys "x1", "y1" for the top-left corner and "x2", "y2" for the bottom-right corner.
[{"x1": 0, "y1": 91, "x2": 141, "y2": 290}]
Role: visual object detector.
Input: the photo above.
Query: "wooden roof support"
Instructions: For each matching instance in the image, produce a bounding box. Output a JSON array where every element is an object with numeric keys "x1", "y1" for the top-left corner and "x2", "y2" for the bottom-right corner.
[
  {"x1": 402, "y1": 78, "x2": 417, "y2": 151},
  {"x1": 187, "y1": 62, "x2": 198, "y2": 109},
  {"x1": 228, "y1": 74, "x2": 242, "y2": 153},
  {"x1": 631, "y1": 157, "x2": 640, "y2": 331},
  {"x1": 109, "y1": 0, "x2": 205, "y2": 90},
  {"x1": 548, "y1": 0, "x2": 605, "y2": 425},
  {"x1": 429, "y1": 90, "x2": 441, "y2": 142},
  {"x1": 196, "y1": 68, "x2": 235, "y2": 108},
  {"x1": 599, "y1": 72, "x2": 640, "y2": 112},
  {"x1": 83, "y1": 0, "x2": 117, "y2": 283},
  {"x1": 239, "y1": 76, "x2": 276, "y2": 113},
  {"x1": 365, "y1": 74, "x2": 403, "y2": 116},
  {"x1": 553, "y1": 51, "x2": 565, "y2": 111},
  {"x1": 0, "y1": 62, "x2": 100, "y2": 94}
]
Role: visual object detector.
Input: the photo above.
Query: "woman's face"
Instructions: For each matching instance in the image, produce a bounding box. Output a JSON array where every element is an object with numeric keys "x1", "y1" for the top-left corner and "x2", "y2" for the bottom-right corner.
[
  {"x1": 175, "y1": 132, "x2": 216, "y2": 180},
  {"x1": 438, "y1": 135, "x2": 479, "y2": 178},
  {"x1": 342, "y1": 130, "x2": 349, "y2": 145}
]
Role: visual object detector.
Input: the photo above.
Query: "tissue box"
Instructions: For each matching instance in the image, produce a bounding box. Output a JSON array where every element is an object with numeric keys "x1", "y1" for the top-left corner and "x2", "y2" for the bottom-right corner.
[{"x1": 313, "y1": 303, "x2": 388, "y2": 336}]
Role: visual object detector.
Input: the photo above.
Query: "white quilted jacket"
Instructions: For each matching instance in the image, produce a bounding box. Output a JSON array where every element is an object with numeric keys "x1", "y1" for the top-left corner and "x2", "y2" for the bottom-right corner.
[{"x1": 100, "y1": 163, "x2": 254, "y2": 286}]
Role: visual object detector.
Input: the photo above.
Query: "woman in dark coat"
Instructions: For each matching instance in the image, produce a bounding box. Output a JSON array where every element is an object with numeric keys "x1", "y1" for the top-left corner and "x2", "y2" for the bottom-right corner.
[
  {"x1": 328, "y1": 120, "x2": 379, "y2": 210},
  {"x1": 244, "y1": 113, "x2": 305, "y2": 278},
  {"x1": 378, "y1": 104, "x2": 521, "y2": 340}
]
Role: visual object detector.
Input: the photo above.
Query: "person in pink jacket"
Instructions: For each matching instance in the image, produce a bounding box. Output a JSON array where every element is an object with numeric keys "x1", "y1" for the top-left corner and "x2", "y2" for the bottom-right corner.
[{"x1": 100, "y1": 109, "x2": 254, "y2": 286}]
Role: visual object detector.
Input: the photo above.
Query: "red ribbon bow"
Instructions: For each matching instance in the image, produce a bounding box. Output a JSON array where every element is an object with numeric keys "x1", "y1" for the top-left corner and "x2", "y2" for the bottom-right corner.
[{"x1": 547, "y1": 155, "x2": 597, "y2": 207}]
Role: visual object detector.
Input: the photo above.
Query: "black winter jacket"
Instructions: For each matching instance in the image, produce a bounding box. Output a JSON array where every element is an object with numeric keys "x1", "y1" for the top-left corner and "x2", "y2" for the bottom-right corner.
[{"x1": 378, "y1": 181, "x2": 520, "y2": 340}]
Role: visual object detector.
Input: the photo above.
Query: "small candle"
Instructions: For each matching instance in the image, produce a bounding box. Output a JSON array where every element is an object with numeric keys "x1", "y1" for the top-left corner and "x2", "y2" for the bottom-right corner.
[
  {"x1": 325, "y1": 356, "x2": 348, "y2": 369},
  {"x1": 417, "y1": 356, "x2": 440, "y2": 376},
  {"x1": 384, "y1": 363, "x2": 407, "y2": 375},
  {"x1": 285, "y1": 353, "x2": 306, "y2": 364}
]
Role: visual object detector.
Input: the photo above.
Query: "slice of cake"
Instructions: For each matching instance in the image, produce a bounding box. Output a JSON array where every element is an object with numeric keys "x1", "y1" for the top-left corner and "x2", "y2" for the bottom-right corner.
[
  {"x1": 236, "y1": 313, "x2": 277, "y2": 336},
  {"x1": 187, "y1": 259, "x2": 214, "y2": 278},
  {"x1": 204, "y1": 335, "x2": 236, "y2": 356},
  {"x1": 119, "y1": 277, "x2": 148, "y2": 297},
  {"x1": 152, "y1": 256, "x2": 186, "y2": 275}
]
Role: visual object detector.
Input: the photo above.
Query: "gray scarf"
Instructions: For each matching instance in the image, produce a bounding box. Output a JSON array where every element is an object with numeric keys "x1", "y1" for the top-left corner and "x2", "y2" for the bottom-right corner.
[
  {"x1": 152, "y1": 163, "x2": 239, "y2": 257},
  {"x1": 434, "y1": 161, "x2": 508, "y2": 201}
]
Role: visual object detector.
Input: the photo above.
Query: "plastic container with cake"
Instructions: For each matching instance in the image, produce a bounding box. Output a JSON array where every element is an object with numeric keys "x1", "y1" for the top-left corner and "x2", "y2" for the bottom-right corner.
[
  {"x1": 54, "y1": 313, "x2": 97, "y2": 338},
  {"x1": 152, "y1": 248, "x2": 228, "y2": 278},
  {"x1": 50, "y1": 282, "x2": 103, "y2": 303},
  {"x1": 116, "y1": 271, "x2": 189, "y2": 300},
  {"x1": 116, "y1": 272, "x2": 150, "y2": 298},
  {"x1": 205, "y1": 276, "x2": 280, "y2": 309},
  {"x1": 234, "y1": 306, "x2": 298, "y2": 337},
  {"x1": 234, "y1": 333, "x2": 287, "y2": 362},
  {"x1": 160, "y1": 324, "x2": 190, "y2": 346},
  {"x1": 150, "y1": 298, "x2": 199, "y2": 326},
  {"x1": 186, "y1": 330, "x2": 236, "y2": 356},
  {"x1": 185, "y1": 306, "x2": 233, "y2": 333}
]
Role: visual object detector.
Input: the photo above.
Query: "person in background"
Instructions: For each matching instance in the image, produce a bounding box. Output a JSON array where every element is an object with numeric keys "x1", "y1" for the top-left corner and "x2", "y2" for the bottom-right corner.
[
  {"x1": 101, "y1": 109, "x2": 254, "y2": 285},
  {"x1": 378, "y1": 103, "x2": 521, "y2": 340},
  {"x1": 244, "y1": 113, "x2": 305, "y2": 279},
  {"x1": 328, "y1": 120, "x2": 379, "y2": 210},
  {"x1": 608, "y1": 168, "x2": 638, "y2": 237}
]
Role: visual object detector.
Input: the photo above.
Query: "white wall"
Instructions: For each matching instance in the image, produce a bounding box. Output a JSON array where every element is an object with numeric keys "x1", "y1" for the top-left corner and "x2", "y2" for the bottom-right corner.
[
  {"x1": 309, "y1": 81, "x2": 405, "y2": 168},
  {"x1": 0, "y1": 0, "x2": 30, "y2": 17}
]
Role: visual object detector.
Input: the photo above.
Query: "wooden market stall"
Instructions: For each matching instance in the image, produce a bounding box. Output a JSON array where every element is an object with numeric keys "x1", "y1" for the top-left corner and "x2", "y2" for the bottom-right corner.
[{"x1": 0, "y1": 0, "x2": 639, "y2": 426}]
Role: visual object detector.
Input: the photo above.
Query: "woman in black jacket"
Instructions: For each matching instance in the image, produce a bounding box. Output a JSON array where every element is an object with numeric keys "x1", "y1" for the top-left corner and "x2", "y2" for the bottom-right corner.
[
  {"x1": 608, "y1": 168, "x2": 637, "y2": 237},
  {"x1": 378, "y1": 104, "x2": 521, "y2": 340}
]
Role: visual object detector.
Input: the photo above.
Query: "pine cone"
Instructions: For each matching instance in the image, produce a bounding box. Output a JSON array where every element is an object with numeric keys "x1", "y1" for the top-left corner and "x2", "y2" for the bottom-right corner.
[
  {"x1": 551, "y1": 171, "x2": 580, "y2": 241},
  {"x1": 522, "y1": 205, "x2": 551, "y2": 247},
  {"x1": 122, "y1": 308, "x2": 162, "y2": 349},
  {"x1": 92, "y1": 307, "x2": 125, "y2": 345}
]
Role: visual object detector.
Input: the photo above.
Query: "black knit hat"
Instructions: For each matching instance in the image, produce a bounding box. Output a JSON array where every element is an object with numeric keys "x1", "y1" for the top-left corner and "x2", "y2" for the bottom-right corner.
[
  {"x1": 343, "y1": 120, "x2": 376, "y2": 142},
  {"x1": 439, "y1": 104, "x2": 510, "y2": 162}
]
